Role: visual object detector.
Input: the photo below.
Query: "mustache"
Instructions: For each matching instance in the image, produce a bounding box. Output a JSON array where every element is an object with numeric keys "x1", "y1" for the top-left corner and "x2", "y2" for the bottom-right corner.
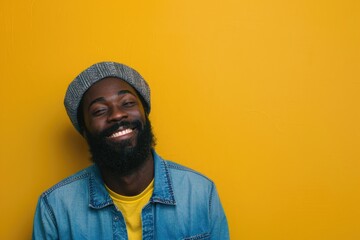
[{"x1": 99, "y1": 120, "x2": 143, "y2": 138}]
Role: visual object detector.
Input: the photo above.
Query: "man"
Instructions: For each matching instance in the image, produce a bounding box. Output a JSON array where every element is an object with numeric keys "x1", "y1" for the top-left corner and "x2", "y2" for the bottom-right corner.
[{"x1": 33, "y1": 62, "x2": 229, "y2": 239}]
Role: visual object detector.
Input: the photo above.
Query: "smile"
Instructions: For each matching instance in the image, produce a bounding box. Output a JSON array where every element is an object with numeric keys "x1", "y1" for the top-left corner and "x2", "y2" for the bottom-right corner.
[{"x1": 108, "y1": 127, "x2": 134, "y2": 138}]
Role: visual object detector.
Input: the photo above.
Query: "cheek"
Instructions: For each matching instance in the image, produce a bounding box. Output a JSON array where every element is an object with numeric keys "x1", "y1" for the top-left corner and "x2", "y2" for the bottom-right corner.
[
  {"x1": 84, "y1": 114, "x2": 106, "y2": 135},
  {"x1": 132, "y1": 110, "x2": 146, "y2": 124}
]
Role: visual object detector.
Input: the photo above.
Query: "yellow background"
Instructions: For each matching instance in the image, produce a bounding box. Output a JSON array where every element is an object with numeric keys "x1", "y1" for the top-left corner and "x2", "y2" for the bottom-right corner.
[{"x1": 1, "y1": 0, "x2": 360, "y2": 239}]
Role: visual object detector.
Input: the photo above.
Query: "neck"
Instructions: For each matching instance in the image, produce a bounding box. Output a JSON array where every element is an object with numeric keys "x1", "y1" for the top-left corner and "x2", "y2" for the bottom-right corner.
[{"x1": 99, "y1": 152, "x2": 154, "y2": 196}]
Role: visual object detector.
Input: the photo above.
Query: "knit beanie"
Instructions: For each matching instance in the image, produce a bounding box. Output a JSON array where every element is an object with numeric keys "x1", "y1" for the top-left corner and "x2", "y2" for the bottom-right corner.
[{"x1": 64, "y1": 61, "x2": 150, "y2": 134}]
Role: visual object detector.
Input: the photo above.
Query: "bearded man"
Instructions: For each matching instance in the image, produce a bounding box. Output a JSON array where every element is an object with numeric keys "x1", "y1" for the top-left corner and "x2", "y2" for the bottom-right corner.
[{"x1": 32, "y1": 62, "x2": 229, "y2": 240}]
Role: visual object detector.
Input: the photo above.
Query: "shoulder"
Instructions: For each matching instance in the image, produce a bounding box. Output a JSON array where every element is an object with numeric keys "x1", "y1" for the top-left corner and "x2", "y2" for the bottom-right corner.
[
  {"x1": 40, "y1": 165, "x2": 97, "y2": 199},
  {"x1": 153, "y1": 152, "x2": 214, "y2": 186},
  {"x1": 166, "y1": 160, "x2": 213, "y2": 182},
  {"x1": 163, "y1": 159, "x2": 215, "y2": 194},
  {"x1": 159, "y1": 158, "x2": 219, "y2": 212}
]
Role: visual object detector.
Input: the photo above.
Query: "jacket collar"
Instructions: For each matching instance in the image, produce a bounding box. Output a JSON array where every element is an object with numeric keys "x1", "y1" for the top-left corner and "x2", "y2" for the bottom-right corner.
[
  {"x1": 88, "y1": 151, "x2": 176, "y2": 209},
  {"x1": 150, "y1": 152, "x2": 176, "y2": 205}
]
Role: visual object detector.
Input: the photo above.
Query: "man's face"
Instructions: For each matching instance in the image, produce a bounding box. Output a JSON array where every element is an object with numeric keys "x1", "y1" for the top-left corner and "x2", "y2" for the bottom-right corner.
[
  {"x1": 82, "y1": 77, "x2": 146, "y2": 145},
  {"x1": 81, "y1": 77, "x2": 154, "y2": 175}
]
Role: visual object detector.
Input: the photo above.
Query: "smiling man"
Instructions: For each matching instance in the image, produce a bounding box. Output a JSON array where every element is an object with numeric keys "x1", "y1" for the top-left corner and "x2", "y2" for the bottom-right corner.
[{"x1": 32, "y1": 62, "x2": 229, "y2": 240}]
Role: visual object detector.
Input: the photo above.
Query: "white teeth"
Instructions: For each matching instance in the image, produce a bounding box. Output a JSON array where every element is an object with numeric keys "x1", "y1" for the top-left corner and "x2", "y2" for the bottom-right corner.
[{"x1": 109, "y1": 128, "x2": 133, "y2": 138}]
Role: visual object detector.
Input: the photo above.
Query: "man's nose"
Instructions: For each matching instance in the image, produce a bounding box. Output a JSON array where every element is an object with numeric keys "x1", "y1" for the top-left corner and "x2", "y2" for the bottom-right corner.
[{"x1": 107, "y1": 106, "x2": 127, "y2": 122}]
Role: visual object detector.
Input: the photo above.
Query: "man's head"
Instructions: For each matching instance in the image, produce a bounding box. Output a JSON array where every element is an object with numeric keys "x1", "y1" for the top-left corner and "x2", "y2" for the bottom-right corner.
[
  {"x1": 64, "y1": 62, "x2": 155, "y2": 176},
  {"x1": 64, "y1": 62, "x2": 151, "y2": 134}
]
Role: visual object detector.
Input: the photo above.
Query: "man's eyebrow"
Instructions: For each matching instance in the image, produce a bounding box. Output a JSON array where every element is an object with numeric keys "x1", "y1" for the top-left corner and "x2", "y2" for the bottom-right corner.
[
  {"x1": 87, "y1": 90, "x2": 135, "y2": 110},
  {"x1": 117, "y1": 90, "x2": 133, "y2": 96},
  {"x1": 88, "y1": 97, "x2": 105, "y2": 110}
]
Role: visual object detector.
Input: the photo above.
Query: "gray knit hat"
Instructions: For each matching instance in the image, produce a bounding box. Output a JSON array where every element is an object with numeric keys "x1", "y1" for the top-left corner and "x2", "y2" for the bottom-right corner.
[{"x1": 64, "y1": 61, "x2": 150, "y2": 134}]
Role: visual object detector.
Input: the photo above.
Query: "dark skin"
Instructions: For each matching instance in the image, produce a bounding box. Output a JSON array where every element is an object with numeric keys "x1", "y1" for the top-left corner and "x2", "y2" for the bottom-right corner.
[{"x1": 81, "y1": 77, "x2": 154, "y2": 196}]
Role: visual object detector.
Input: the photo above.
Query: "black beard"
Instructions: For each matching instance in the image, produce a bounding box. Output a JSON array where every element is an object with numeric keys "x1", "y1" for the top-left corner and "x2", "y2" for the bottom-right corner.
[{"x1": 85, "y1": 116, "x2": 155, "y2": 176}]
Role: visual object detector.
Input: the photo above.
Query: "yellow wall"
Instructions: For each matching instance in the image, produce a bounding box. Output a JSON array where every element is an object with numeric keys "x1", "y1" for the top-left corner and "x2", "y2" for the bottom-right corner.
[{"x1": 1, "y1": 0, "x2": 359, "y2": 239}]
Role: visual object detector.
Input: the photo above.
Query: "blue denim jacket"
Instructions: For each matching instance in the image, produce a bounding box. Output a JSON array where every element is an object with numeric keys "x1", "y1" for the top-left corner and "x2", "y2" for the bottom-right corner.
[{"x1": 33, "y1": 152, "x2": 229, "y2": 239}]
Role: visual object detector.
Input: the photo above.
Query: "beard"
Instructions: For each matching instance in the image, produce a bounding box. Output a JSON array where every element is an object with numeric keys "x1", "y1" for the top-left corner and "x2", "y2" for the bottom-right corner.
[{"x1": 84, "y1": 116, "x2": 155, "y2": 176}]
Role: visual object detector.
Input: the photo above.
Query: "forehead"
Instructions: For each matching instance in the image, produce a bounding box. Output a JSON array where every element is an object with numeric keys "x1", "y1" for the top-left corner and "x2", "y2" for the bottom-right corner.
[{"x1": 82, "y1": 77, "x2": 139, "y2": 103}]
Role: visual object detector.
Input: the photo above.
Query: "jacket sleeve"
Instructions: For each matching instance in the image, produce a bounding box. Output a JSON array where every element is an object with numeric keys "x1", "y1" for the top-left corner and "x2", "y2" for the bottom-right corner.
[
  {"x1": 32, "y1": 196, "x2": 59, "y2": 240},
  {"x1": 209, "y1": 183, "x2": 230, "y2": 240}
]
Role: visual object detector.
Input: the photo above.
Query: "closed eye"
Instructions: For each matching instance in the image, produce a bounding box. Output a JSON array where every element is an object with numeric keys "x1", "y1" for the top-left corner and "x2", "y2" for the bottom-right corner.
[
  {"x1": 123, "y1": 101, "x2": 136, "y2": 107},
  {"x1": 91, "y1": 108, "x2": 107, "y2": 116}
]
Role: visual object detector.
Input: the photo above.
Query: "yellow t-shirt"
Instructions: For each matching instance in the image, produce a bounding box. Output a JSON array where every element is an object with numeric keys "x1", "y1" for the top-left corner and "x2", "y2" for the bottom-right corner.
[{"x1": 105, "y1": 180, "x2": 154, "y2": 240}]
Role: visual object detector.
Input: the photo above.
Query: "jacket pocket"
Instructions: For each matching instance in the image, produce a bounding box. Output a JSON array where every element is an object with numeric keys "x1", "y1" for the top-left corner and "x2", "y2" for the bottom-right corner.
[{"x1": 182, "y1": 232, "x2": 210, "y2": 240}]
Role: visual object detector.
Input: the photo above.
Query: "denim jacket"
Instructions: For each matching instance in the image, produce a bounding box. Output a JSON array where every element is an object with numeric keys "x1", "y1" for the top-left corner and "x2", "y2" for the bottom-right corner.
[{"x1": 33, "y1": 152, "x2": 229, "y2": 239}]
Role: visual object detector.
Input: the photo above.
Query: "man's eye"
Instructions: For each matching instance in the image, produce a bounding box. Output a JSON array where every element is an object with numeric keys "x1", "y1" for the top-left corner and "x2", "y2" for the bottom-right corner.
[
  {"x1": 91, "y1": 109, "x2": 107, "y2": 116},
  {"x1": 123, "y1": 101, "x2": 136, "y2": 107}
]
